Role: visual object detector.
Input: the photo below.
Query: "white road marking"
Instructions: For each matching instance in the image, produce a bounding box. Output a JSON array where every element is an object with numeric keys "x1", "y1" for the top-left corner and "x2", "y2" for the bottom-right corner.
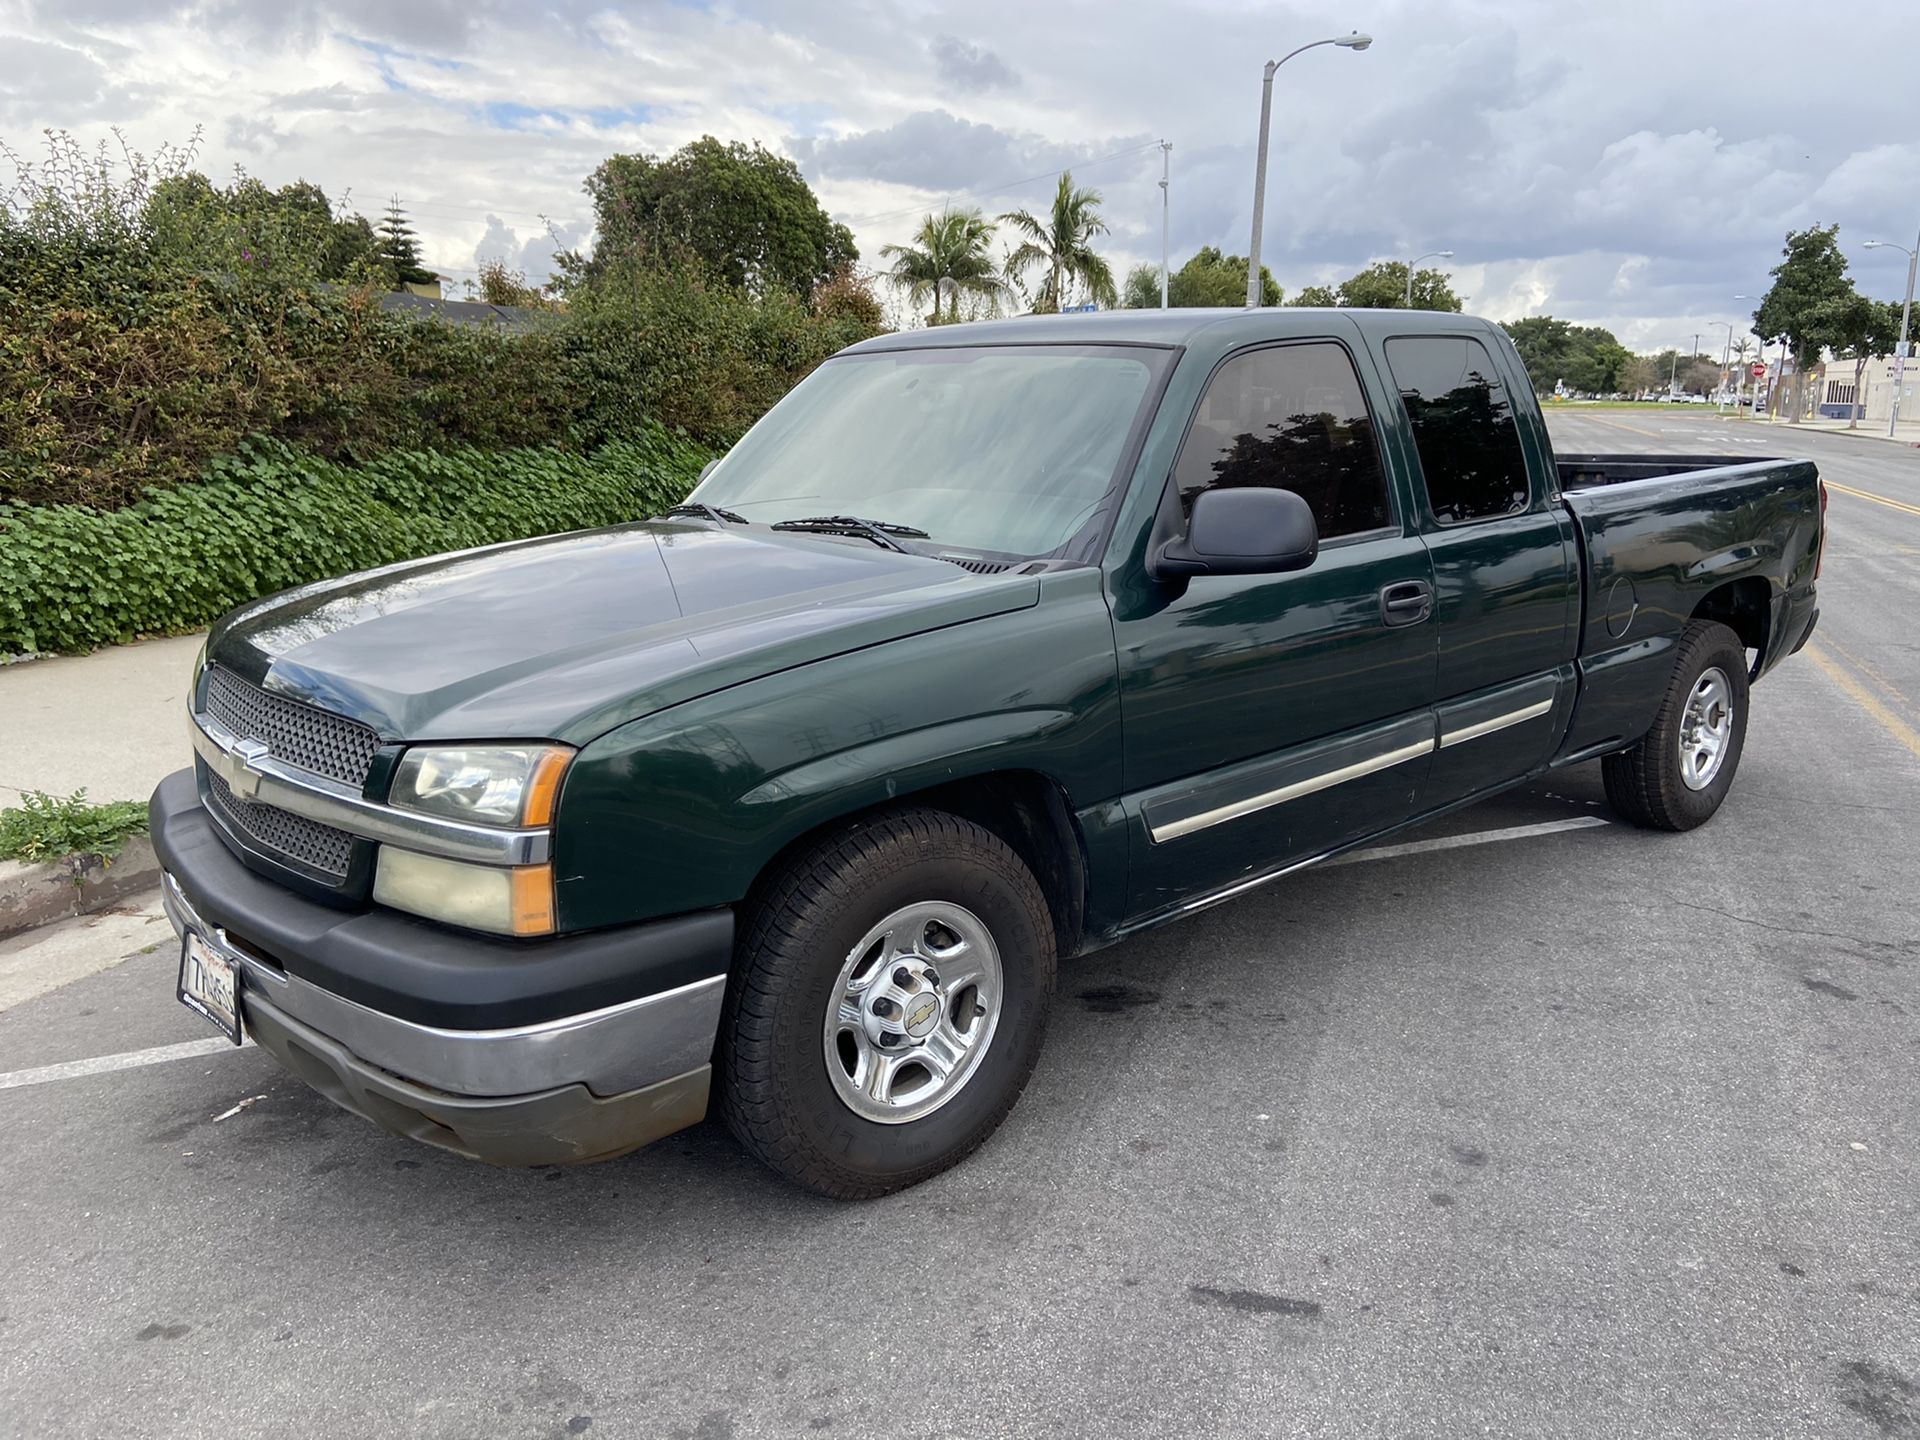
[
  {"x1": 0, "y1": 1035, "x2": 253, "y2": 1092},
  {"x1": 1327, "y1": 815, "x2": 1611, "y2": 868},
  {"x1": 0, "y1": 816, "x2": 1618, "y2": 1092}
]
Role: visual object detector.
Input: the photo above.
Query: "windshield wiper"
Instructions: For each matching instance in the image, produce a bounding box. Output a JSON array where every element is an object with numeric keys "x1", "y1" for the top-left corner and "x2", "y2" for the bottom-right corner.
[
  {"x1": 659, "y1": 502, "x2": 749, "y2": 524},
  {"x1": 770, "y1": 514, "x2": 930, "y2": 553}
]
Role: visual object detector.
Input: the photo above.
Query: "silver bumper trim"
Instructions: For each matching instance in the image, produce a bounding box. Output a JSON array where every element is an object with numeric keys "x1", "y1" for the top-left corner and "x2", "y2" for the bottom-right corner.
[
  {"x1": 161, "y1": 872, "x2": 723, "y2": 1099},
  {"x1": 190, "y1": 711, "x2": 551, "y2": 867}
]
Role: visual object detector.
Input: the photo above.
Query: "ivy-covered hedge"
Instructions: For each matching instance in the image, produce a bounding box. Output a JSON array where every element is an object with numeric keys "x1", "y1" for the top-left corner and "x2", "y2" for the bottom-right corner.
[{"x1": 0, "y1": 426, "x2": 710, "y2": 656}]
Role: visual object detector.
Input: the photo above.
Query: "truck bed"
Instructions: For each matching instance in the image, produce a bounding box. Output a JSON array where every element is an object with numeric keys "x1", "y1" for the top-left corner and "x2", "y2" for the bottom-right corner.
[
  {"x1": 1551, "y1": 451, "x2": 1822, "y2": 761},
  {"x1": 1556, "y1": 453, "x2": 1782, "y2": 490}
]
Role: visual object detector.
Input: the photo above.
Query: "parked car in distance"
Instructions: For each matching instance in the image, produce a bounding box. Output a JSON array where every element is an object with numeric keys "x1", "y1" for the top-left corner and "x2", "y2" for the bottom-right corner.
[{"x1": 153, "y1": 309, "x2": 1825, "y2": 1198}]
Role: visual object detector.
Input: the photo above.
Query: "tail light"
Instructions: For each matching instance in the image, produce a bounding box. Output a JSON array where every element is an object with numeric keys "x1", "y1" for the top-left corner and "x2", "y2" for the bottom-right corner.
[{"x1": 1816, "y1": 479, "x2": 1828, "y2": 579}]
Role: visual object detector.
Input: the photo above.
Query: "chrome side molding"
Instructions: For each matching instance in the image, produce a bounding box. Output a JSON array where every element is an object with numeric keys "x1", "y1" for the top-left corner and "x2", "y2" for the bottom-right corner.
[{"x1": 1437, "y1": 698, "x2": 1555, "y2": 750}]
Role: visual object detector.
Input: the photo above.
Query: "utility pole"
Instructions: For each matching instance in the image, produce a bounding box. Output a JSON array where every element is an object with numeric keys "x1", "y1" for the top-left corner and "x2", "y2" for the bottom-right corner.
[{"x1": 1158, "y1": 141, "x2": 1172, "y2": 309}]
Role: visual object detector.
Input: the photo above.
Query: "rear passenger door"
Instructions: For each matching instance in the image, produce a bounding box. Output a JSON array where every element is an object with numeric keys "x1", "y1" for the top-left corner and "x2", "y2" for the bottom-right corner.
[
  {"x1": 1113, "y1": 335, "x2": 1438, "y2": 919},
  {"x1": 1382, "y1": 332, "x2": 1580, "y2": 806}
]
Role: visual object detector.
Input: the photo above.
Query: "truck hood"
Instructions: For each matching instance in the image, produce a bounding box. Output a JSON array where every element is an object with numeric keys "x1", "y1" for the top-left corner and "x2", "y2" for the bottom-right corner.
[{"x1": 208, "y1": 522, "x2": 1040, "y2": 744}]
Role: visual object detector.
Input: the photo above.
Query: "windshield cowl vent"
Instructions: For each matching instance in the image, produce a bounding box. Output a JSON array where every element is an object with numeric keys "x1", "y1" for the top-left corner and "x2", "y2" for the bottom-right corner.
[{"x1": 941, "y1": 556, "x2": 1015, "y2": 575}]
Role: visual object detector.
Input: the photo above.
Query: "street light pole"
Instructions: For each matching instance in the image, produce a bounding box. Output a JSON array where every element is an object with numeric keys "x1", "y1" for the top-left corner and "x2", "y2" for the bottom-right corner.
[
  {"x1": 1706, "y1": 320, "x2": 1734, "y2": 411},
  {"x1": 1158, "y1": 141, "x2": 1172, "y2": 309},
  {"x1": 1404, "y1": 248, "x2": 1453, "y2": 308},
  {"x1": 1865, "y1": 226, "x2": 1919, "y2": 438},
  {"x1": 1245, "y1": 32, "x2": 1372, "y2": 308}
]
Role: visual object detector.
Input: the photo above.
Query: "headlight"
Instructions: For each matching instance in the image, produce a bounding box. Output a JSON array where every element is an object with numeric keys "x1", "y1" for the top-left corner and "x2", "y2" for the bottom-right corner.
[
  {"x1": 373, "y1": 850, "x2": 555, "y2": 936},
  {"x1": 389, "y1": 745, "x2": 572, "y2": 827}
]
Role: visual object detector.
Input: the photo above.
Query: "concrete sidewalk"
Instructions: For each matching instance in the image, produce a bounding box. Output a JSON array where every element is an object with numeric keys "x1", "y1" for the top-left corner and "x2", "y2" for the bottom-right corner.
[
  {"x1": 1768, "y1": 416, "x2": 1920, "y2": 446},
  {"x1": 0, "y1": 633, "x2": 204, "y2": 804}
]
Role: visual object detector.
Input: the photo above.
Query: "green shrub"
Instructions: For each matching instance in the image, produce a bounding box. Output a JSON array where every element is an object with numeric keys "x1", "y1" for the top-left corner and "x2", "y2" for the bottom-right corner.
[
  {"x1": 1, "y1": 134, "x2": 883, "y2": 509},
  {"x1": 0, "y1": 425, "x2": 711, "y2": 655},
  {"x1": 0, "y1": 789, "x2": 149, "y2": 863}
]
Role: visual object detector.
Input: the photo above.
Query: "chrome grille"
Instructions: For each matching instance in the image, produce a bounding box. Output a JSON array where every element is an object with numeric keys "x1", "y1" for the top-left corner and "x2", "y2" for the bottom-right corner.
[
  {"x1": 205, "y1": 771, "x2": 355, "y2": 879},
  {"x1": 203, "y1": 666, "x2": 381, "y2": 787}
]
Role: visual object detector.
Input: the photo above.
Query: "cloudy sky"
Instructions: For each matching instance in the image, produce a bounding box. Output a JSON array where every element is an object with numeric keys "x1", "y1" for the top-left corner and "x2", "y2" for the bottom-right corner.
[{"x1": 4, "y1": 0, "x2": 1917, "y2": 351}]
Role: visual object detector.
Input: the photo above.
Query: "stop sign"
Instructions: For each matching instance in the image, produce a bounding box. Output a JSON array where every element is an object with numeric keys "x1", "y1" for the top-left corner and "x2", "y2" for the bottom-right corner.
[{"x1": 1751, "y1": 362, "x2": 1767, "y2": 378}]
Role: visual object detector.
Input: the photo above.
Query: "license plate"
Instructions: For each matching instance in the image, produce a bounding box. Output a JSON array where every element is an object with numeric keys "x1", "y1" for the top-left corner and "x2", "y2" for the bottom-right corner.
[{"x1": 178, "y1": 931, "x2": 243, "y2": 1044}]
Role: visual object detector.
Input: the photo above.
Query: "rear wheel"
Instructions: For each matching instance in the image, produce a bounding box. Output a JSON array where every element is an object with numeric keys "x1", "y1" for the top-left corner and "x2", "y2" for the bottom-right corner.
[
  {"x1": 718, "y1": 808, "x2": 1055, "y2": 1199},
  {"x1": 1602, "y1": 620, "x2": 1750, "y2": 831}
]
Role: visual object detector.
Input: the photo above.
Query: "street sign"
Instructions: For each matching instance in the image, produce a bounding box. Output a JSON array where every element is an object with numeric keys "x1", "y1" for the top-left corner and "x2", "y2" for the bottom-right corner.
[
  {"x1": 1060, "y1": 302, "x2": 1100, "y2": 314},
  {"x1": 1751, "y1": 362, "x2": 1767, "y2": 378}
]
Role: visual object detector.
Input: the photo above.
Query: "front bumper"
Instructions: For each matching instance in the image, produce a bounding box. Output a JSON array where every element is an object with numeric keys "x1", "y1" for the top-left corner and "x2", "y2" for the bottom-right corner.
[{"x1": 153, "y1": 769, "x2": 733, "y2": 1165}]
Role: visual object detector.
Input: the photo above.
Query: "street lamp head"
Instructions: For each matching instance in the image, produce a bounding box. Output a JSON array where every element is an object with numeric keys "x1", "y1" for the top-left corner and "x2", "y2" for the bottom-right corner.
[
  {"x1": 1335, "y1": 32, "x2": 1372, "y2": 49},
  {"x1": 1864, "y1": 240, "x2": 1886, "y2": 249},
  {"x1": 1436, "y1": 249, "x2": 1454, "y2": 259}
]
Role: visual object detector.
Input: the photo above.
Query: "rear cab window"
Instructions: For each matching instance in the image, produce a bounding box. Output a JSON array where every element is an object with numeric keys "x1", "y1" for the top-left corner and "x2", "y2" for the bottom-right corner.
[
  {"x1": 1384, "y1": 335, "x2": 1533, "y2": 525},
  {"x1": 1170, "y1": 341, "x2": 1394, "y2": 541}
]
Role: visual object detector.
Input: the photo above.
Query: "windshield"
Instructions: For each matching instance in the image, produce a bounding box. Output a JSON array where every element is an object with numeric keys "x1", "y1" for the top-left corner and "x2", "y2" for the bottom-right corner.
[{"x1": 689, "y1": 345, "x2": 1165, "y2": 558}]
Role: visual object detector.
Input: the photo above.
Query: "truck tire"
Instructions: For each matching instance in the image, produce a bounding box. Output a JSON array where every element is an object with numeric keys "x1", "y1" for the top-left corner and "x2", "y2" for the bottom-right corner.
[
  {"x1": 1602, "y1": 620, "x2": 1750, "y2": 832},
  {"x1": 717, "y1": 807, "x2": 1056, "y2": 1199}
]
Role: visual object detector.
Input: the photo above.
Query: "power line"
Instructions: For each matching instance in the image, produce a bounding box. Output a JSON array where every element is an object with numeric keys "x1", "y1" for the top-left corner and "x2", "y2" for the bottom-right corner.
[{"x1": 839, "y1": 139, "x2": 1165, "y2": 228}]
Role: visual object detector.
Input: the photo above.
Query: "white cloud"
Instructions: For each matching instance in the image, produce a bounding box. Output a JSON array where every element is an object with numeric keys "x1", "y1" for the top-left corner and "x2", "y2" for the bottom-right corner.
[{"x1": 6, "y1": 0, "x2": 1918, "y2": 337}]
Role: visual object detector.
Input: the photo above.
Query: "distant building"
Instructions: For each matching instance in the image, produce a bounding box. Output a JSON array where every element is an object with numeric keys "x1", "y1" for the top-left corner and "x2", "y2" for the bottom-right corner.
[{"x1": 1815, "y1": 354, "x2": 1916, "y2": 422}]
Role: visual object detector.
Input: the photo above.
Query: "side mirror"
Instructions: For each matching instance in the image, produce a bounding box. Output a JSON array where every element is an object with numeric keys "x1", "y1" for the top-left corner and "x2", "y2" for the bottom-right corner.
[
  {"x1": 698, "y1": 459, "x2": 719, "y2": 482},
  {"x1": 1151, "y1": 487, "x2": 1319, "y2": 579}
]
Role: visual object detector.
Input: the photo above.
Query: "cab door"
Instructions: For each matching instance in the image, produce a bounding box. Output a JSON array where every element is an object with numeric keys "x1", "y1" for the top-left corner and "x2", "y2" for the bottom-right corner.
[
  {"x1": 1379, "y1": 331, "x2": 1581, "y2": 806},
  {"x1": 1110, "y1": 335, "x2": 1438, "y2": 920}
]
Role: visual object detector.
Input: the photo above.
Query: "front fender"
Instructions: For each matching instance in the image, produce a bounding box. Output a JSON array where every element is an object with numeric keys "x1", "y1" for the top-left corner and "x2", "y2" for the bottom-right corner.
[{"x1": 551, "y1": 569, "x2": 1122, "y2": 932}]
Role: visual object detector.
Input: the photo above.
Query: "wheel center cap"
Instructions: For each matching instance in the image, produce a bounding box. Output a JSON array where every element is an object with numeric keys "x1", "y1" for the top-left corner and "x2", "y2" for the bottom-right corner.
[{"x1": 902, "y1": 993, "x2": 940, "y2": 1039}]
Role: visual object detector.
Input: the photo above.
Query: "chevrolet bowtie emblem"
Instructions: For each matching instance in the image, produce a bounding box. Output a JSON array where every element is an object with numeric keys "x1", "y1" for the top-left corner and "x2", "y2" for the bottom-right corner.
[{"x1": 230, "y1": 738, "x2": 271, "y2": 800}]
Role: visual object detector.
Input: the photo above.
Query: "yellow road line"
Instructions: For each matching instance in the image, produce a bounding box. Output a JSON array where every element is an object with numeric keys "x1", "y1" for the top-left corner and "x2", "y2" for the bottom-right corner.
[
  {"x1": 1826, "y1": 480, "x2": 1920, "y2": 518},
  {"x1": 1805, "y1": 644, "x2": 1920, "y2": 763},
  {"x1": 1821, "y1": 635, "x2": 1916, "y2": 709}
]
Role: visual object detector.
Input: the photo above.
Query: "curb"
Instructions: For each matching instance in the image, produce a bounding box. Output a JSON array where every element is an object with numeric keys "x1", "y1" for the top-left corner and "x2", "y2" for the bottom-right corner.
[
  {"x1": 1773, "y1": 421, "x2": 1920, "y2": 449},
  {"x1": 0, "y1": 836, "x2": 162, "y2": 941}
]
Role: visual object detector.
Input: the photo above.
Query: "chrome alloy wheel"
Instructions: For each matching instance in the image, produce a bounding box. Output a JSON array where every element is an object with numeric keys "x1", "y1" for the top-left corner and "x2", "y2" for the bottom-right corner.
[
  {"x1": 1679, "y1": 665, "x2": 1735, "y2": 791},
  {"x1": 823, "y1": 901, "x2": 1003, "y2": 1125}
]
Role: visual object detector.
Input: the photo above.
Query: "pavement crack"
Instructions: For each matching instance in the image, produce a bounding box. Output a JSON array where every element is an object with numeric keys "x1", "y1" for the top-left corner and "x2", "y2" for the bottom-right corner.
[{"x1": 1658, "y1": 896, "x2": 1911, "y2": 957}]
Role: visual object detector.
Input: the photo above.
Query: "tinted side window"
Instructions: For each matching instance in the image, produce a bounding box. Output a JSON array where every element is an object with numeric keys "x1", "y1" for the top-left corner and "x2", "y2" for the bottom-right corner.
[
  {"x1": 1171, "y1": 342, "x2": 1391, "y2": 540},
  {"x1": 1384, "y1": 335, "x2": 1532, "y2": 525}
]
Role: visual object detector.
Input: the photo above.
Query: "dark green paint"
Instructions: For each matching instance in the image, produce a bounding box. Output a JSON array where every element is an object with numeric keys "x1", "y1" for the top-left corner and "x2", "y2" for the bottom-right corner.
[{"x1": 204, "y1": 308, "x2": 1822, "y2": 950}]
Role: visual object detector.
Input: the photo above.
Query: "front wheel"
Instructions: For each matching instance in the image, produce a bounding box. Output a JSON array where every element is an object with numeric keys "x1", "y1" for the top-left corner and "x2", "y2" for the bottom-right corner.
[
  {"x1": 1602, "y1": 620, "x2": 1751, "y2": 831},
  {"x1": 717, "y1": 808, "x2": 1055, "y2": 1199}
]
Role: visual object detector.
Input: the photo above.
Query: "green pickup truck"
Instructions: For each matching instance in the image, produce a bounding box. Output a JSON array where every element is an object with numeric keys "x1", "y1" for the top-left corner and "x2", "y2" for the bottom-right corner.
[{"x1": 153, "y1": 308, "x2": 1824, "y2": 1197}]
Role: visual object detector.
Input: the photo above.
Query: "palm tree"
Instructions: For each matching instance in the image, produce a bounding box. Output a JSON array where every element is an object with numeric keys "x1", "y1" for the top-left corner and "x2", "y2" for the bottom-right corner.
[
  {"x1": 879, "y1": 208, "x2": 1005, "y2": 326},
  {"x1": 1000, "y1": 172, "x2": 1118, "y2": 314}
]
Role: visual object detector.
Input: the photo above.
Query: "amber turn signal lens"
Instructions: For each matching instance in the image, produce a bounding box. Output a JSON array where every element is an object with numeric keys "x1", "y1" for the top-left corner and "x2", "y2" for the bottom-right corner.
[
  {"x1": 522, "y1": 748, "x2": 573, "y2": 827},
  {"x1": 511, "y1": 864, "x2": 556, "y2": 936}
]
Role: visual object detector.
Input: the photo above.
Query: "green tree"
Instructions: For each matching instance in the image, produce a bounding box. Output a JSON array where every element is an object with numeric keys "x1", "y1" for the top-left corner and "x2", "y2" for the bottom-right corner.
[
  {"x1": 1288, "y1": 283, "x2": 1338, "y2": 307},
  {"x1": 1753, "y1": 224, "x2": 1852, "y2": 420},
  {"x1": 377, "y1": 199, "x2": 435, "y2": 288},
  {"x1": 1121, "y1": 262, "x2": 1161, "y2": 309},
  {"x1": 1328, "y1": 259, "x2": 1462, "y2": 311},
  {"x1": 1501, "y1": 317, "x2": 1633, "y2": 395},
  {"x1": 571, "y1": 137, "x2": 855, "y2": 296},
  {"x1": 143, "y1": 172, "x2": 388, "y2": 285},
  {"x1": 1824, "y1": 291, "x2": 1901, "y2": 428},
  {"x1": 1173, "y1": 247, "x2": 1279, "y2": 307},
  {"x1": 1000, "y1": 172, "x2": 1117, "y2": 313},
  {"x1": 879, "y1": 207, "x2": 1005, "y2": 325}
]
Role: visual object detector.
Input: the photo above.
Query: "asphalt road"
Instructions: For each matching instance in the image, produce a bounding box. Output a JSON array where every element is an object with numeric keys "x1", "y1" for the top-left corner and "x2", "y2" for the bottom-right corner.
[{"x1": 3, "y1": 411, "x2": 1918, "y2": 1439}]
